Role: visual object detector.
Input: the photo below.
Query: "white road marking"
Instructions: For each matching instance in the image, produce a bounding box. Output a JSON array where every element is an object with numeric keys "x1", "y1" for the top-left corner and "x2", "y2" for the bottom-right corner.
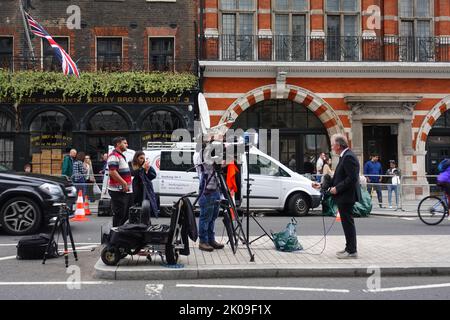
[
  {"x1": 0, "y1": 256, "x2": 16, "y2": 261},
  {"x1": 0, "y1": 281, "x2": 113, "y2": 286},
  {"x1": 176, "y1": 284, "x2": 349, "y2": 293},
  {"x1": 364, "y1": 283, "x2": 450, "y2": 293},
  {"x1": 0, "y1": 243, "x2": 100, "y2": 247}
]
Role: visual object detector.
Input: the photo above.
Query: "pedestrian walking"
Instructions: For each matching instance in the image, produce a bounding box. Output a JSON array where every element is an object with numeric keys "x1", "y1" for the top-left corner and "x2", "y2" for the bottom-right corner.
[
  {"x1": 288, "y1": 155, "x2": 296, "y2": 172},
  {"x1": 321, "y1": 155, "x2": 334, "y2": 181},
  {"x1": 108, "y1": 137, "x2": 132, "y2": 227},
  {"x1": 364, "y1": 154, "x2": 384, "y2": 208},
  {"x1": 386, "y1": 160, "x2": 401, "y2": 210},
  {"x1": 84, "y1": 155, "x2": 96, "y2": 202},
  {"x1": 315, "y1": 152, "x2": 326, "y2": 182},
  {"x1": 72, "y1": 152, "x2": 87, "y2": 197},
  {"x1": 313, "y1": 134, "x2": 361, "y2": 259},
  {"x1": 62, "y1": 148, "x2": 77, "y2": 178}
]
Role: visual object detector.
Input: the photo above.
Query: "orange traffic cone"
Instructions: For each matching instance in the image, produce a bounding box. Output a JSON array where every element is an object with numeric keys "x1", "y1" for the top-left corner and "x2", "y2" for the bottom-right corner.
[
  {"x1": 71, "y1": 190, "x2": 89, "y2": 222},
  {"x1": 84, "y1": 195, "x2": 91, "y2": 216},
  {"x1": 335, "y1": 210, "x2": 342, "y2": 222}
]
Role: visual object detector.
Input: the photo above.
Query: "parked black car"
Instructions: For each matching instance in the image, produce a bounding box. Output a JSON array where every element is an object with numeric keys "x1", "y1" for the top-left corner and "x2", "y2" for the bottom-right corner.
[{"x1": 0, "y1": 164, "x2": 77, "y2": 235}]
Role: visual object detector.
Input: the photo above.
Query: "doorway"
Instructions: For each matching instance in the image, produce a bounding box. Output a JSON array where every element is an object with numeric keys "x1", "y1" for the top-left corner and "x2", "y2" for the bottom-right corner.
[{"x1": 363, "y1": 125, "x2": 398, "y2": 169}]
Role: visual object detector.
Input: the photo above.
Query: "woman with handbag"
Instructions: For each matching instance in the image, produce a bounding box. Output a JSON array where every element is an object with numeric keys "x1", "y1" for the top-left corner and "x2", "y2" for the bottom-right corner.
[{"x1": 386, "y1": 160, "x2": 401, "y2": 210}]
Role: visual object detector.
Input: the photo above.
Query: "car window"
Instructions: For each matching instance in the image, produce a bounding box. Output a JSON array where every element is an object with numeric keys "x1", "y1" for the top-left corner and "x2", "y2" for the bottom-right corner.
[
  {"x1": 248, "y1": 154, "x2": 289, "y2": 177},
  {"x1": 160, "y1": 151, "x2": 195, "y2": 172},
  {"x1": 0, "y1": 164, "x2": 10, "y2": 172}
]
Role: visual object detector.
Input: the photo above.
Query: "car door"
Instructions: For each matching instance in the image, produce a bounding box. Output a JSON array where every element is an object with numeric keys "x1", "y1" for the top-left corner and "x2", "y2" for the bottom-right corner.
[{"x1": 242, "y1": 153, "x2": 284, "y2": 209}]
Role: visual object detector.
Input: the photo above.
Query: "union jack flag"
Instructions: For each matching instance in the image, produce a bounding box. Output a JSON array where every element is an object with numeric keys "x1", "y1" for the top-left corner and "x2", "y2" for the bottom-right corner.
[{"x1": 25, "y1": 12, "x2": 80, "y2": 77}]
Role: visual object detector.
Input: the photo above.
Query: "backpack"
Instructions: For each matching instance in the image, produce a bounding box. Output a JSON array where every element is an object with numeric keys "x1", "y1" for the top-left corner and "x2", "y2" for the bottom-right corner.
[{"x1": 438, "y1": 159, "x2": 450, "y2": 173}]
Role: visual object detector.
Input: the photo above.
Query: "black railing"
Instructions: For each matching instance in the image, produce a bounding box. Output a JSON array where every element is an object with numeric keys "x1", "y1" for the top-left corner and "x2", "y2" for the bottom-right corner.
[
  {"x1": 200, "y1": 35, "x2": 450, "y2": 62},
  {"x1": 0, "y1": 57, "x2": 196, "y2": 73}
]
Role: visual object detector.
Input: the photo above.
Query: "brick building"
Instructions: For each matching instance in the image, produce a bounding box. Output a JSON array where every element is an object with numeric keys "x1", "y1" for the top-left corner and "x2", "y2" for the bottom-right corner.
[
  {"x1": 200, "y1": 0, "x2": 450, "y2": 196},
  {"x1": 0, "y1": 0, "x2": 199, "y2": 173}
]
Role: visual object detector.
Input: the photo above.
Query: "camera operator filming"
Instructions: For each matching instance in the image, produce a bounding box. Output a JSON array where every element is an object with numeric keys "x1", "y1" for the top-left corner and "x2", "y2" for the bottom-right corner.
[{"x1": 194, "y1": 137, "x2": 225, "y2": 252}]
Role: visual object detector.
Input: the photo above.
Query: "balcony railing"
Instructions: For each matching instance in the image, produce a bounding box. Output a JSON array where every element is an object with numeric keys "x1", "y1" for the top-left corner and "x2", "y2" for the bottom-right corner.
[
  {"x1": 200, "y1": 35, "x2": 450, "y2": 62},
  {"x1": 0, "y1": 57, "x2": 196, "y2": 73}
]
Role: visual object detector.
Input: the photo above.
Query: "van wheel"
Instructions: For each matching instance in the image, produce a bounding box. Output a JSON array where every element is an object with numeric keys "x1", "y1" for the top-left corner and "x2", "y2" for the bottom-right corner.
[
  {"x1": 0, "y1": 197, "x2": 42, "y2": 235},
  {"x1": 287, "y1": 194, "x2": 310, "y2": 216}
]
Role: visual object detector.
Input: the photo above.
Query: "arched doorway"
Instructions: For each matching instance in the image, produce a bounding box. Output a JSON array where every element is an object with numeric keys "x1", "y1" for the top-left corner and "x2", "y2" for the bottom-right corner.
[
  {"x1": 29, "y1": 110, "x2": 73, "y2": 175},
  {"x1": 232, "y1": 99, "x2": 330, "y2": 174},
  {"x1": 86, "y1": 110, "x2": 130, "y2": 173},
  {"x1": 140, "y1": 109, "x2": 186, "y2": 146},
  {"x1": 426, "y1": 109, "x2": 450, "y2": 190},
  {"x1": 0, "y1": 110, "x2": 14, "y2": 169}
]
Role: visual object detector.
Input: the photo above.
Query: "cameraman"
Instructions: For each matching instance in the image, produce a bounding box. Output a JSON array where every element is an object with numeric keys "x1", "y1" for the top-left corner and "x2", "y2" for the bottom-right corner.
[{"x1": 194, "y1": 142, "x2": 225, "y2": 252}]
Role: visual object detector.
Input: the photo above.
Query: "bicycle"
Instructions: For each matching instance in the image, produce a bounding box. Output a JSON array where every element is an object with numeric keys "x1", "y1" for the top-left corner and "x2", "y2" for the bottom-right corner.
[{"x1": 417, "y1": 190, "x2": 449, "y2": 225}]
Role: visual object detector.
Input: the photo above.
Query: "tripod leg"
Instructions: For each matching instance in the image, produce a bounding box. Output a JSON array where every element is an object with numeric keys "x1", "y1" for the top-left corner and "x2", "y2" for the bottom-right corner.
[
  {"x1": 43, "y1": 216, "x2": 60, "y2": 265},
  {"x1": 61, "y1": 221, "x2": 69, "y2": 268},
  {"x1": 66, "y1": 218, "x2": 78, "y2": 261}
]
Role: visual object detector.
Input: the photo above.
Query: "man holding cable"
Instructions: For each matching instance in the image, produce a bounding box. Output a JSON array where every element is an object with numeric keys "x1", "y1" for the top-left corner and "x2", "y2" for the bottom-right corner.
[{"x1": 313, "y1": 134, "x2": 361, "y2": 259}]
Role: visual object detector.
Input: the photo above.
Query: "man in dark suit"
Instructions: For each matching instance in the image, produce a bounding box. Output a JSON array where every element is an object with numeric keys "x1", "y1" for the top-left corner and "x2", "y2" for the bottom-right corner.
[{"x1": 313, "y1": 134, "x2": 361, "y2": 259}]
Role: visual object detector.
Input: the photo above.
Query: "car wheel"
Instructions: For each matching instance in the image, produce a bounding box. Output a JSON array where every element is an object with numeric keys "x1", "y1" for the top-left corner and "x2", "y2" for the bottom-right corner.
[
  {"x1": 287, "y1": 193, "x2": 310, "y2": 216},
  {"x1": 0, "y1": 197, "x2": 42, "y2": 235}
]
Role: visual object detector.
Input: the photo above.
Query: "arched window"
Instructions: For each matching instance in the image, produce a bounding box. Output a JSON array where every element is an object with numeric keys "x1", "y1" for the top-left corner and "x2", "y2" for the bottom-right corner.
[
  {"x1": 87, "y1": 110, "x2": 129, "y2": 132},
  {"x1": 29, "y1": 111, "x2": 73, "y2": 175},
  {"x1": 86, "y1": 110, "x2": 130, "y2": 173},
  {"x1": 427, "y1": 109, "x2": 450, "y2": 178},
  {"x1": 141, "y1": 109, "x2": 185, "y2": 144},
  {"x1": 0, "y1": 110, "x2": 14, "y2": 169},
  {"x1": 232, "y1": 99, "x2": 329, "y2": 174}
]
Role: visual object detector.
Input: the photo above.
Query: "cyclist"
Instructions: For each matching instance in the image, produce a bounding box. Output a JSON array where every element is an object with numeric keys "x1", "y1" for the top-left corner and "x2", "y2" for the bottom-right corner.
[{"x1": 437, "y1": 158, "x2": 450, "y2": 215}]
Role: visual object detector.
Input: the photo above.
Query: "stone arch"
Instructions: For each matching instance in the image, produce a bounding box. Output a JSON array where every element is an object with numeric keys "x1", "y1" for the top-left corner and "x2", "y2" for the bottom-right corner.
[
  {"x1": 218, "y1": 84, "x2": 346, "y2": 138},
  {"x1": 415, "y1": 96, "x2": 450, "y2": 153}
]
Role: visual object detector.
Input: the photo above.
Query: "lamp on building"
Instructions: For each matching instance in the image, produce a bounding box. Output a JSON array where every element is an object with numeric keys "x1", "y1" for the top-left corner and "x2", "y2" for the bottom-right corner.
[
  {"x1": 169, "y1": 23, "x2": 177, "y2": 29},
  {"x1": 130, "y1": 22, "x2": 138, "y2": 29},
  {"x1": 80, "y1": 22, "x2": 88, "y2": 29}
]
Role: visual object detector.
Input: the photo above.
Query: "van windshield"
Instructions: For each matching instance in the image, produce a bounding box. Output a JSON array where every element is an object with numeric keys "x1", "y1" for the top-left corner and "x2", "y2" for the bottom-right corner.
[
  {"x1": 160, "y1": 151, "x2": 195, "y2": 172},
  {"x1": 249, "y1": 154, "x2": 289, "y2": 177}
]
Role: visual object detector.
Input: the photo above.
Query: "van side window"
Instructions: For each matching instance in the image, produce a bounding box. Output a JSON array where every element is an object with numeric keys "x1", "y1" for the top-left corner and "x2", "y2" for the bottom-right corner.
[
  {"x1": 160, "y1": 151, "x2": 195, "y2": 172},
  {"x1": 249, "y1": 154, "x2": 289, "y2": 177}
]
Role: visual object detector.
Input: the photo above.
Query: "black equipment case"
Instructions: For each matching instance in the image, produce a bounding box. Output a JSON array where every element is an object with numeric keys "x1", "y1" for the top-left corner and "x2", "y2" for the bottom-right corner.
[
  {"x1": 98, "y1": 198, "x2": 112, "y2": 216},
  {"x1": 17, "y1": 234, "x2": 58, "y2": 260}
]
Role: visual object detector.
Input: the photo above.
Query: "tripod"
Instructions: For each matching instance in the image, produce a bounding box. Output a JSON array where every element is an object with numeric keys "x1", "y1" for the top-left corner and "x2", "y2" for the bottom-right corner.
[
  {"x1": 42, "y1": 203, "x2": 78, "y2": 268},
  {"x1": 244, "y1": 144, "x2": 273, "y2": 245}
]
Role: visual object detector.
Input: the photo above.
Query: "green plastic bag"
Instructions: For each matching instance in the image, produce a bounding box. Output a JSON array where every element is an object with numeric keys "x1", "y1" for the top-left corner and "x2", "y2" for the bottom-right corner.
[
  {"x1": 321, "y1": 188, "x2": 372, "y2": 217},
  {"x1": 352, "y1": 188, "x2": 372, "y2": 217},
  {"x1": 272, "y1": 218, "x2": 303, "y2": 252}
]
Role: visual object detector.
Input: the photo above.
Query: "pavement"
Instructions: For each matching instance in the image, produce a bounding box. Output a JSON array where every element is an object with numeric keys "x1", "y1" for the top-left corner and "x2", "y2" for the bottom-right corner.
[{"x1": 94, "y1": 233, "x2": 450, "y2": 280}]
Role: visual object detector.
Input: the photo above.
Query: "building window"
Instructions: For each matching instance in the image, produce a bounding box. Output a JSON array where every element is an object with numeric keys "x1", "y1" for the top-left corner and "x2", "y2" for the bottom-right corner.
[
  {"x1": 0, "y1": 110, "x2": 14, "y2": 169},
  {"x1": 96, "y1": 38, "x2": 122, "y2": 71},
  {"x1": 273, "y1": 0, "x2": 308, "y2": 61},
  {"x1": 141, "y1": 109, "x2": 185, "y2": 144},
  {"x1": 399, "y1": 0, "x2": 433, "y2": 62},
  {"x1": 86, "y1": 110, "x2": 130, "y2": 172},
  {"x1": 29, "y1": 111, "x2": 72, "y2": 175},
  {"x1": 149, "y1": 38, "x2": 174, "y2": 71},
  {"x1": 220, "y1": 0, "x2": 255, "y2": 61},
  {"x1": 42, "y1": 37, "x2": 69, "y2": 71},
  {"x1": 325, "y1": 0, "x2": 359, "y2": 61},
  {"x1": 0, "y1": 37, "x2": 13, "y2": 71}
]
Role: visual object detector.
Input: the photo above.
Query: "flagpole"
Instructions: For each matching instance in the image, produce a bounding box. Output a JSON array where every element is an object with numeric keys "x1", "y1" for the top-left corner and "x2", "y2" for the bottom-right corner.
[{"x1": 19, "y1": 0, "x2": 36, "y2": 62}]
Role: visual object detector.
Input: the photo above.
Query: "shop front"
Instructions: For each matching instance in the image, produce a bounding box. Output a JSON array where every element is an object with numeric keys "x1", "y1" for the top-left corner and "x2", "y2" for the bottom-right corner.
[{"x1": 0, "y1": 92, "x2": 195, "y2": 173}]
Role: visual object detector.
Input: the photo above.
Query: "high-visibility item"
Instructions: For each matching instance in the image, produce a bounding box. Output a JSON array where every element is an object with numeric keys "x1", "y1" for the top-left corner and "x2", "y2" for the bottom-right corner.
[
  {"x1": 226, "y1": 162, "x2": 239, "y2": 193},
  {"x1": 71, "y1": 190, "x2": 89, "y2": 222},
  {"x1": 84, "y1": 195, "x2": 91, "y2": 216},
  {"x1": 336, "y1": 210, "x2": 342, "y2": 222}
]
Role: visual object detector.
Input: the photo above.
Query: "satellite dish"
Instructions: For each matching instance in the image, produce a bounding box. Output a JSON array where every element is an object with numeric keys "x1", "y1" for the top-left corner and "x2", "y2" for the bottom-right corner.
[{"x1": 198, "y1": 93, "x2": 210, "y2": 135}]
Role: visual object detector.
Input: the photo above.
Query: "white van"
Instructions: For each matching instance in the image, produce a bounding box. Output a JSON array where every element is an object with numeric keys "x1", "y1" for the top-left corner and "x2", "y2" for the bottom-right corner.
[{"x1": 140, "y1": 142, "x2": 321, "y2": 216}]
